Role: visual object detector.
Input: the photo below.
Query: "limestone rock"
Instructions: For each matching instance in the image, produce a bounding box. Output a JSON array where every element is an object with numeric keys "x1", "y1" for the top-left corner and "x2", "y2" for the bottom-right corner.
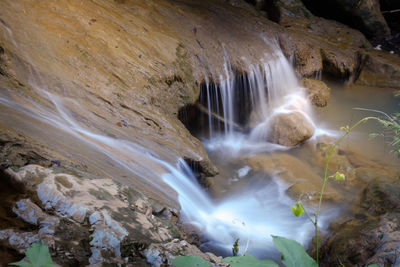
[
  {"x1": 300, "y1": 78, "x2": 331, "y2": 107},
  {"x1": 267, "y1": 111, "x2": 315, "y2": 146},
  {"x1": 144, "y1": 239, "x2": 227, "y2": 267},
  {"x1": 268, "y1": 0, "x2": 372, "y2": 78},
  {"x1": 4, "y1": 164, "x2": 181, "y2": 265},
  {"x1": 12, "y1": 198, "x2": 60, "y2": 235},
  {"x1": 320, "y1": 180, "x2": 400, "y2": 266},
  {"x1": 355, "y1": 49, "x2": 400, "y2": 88},
  {"x1": 292, "y1": 41, "x2": 323, "y2": 77},
  {"x1": 340, "y1": 0, "x2": 390, "y2": 39}
]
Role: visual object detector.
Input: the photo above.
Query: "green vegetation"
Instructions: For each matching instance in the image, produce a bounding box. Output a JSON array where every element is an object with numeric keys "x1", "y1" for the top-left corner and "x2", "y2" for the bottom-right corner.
[
  {"x1": 222, "y1": 254, "x2": 278, "y2": 267},
  {"x1": 173, "y1": 236, "x2": 316, "y2": 267},
  {"x1": 232, "y1": 238, "x2": 239, "y2": 256},
  {"x1": 172, "y1": 255, "x2": 210, "y2": 267},
  {"x1": 10, "y1": 241, "x2": 56, "y2": 267}
]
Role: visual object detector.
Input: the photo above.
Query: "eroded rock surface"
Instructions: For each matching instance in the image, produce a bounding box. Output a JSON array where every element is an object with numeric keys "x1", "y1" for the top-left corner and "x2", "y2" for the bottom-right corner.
[
  {"x1": 300, "y1": 78, "x2": 331, "y2": 107},
  {"x1": 321, "y1": 180, "x2": 400, "y2": 266},
  {"x1": 2, "y1": 164, "x2": 182, "y2": 265}
]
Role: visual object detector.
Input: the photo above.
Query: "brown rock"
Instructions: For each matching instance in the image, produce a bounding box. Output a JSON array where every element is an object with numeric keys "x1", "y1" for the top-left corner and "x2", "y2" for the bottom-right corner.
[
  {"x1": 300, "y1": 78, "x2": 331, "y2": 107},
  {"x1": 267, "y1": 111, "x2": 315, "y2": 146},
  {"x1": 245, "y1": 153, "x2": 342, "y2": 205},
  {"x1": 355, "y1": 49, "x2": 400, "y2": 88}
]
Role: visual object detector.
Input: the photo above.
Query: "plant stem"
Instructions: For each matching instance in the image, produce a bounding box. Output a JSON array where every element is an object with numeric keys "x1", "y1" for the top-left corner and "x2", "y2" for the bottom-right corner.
[
  {"x1": 300, "y1": 203, "x2": 315, "y2": 226},
  {"x1": 314, "y1": 117, "x2": 377, "y2": 264}
]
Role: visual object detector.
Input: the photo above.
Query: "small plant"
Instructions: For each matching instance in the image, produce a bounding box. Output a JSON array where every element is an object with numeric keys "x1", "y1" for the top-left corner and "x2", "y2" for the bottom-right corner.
[
  {"x1": 290, "y1": 117, "x2": 378, "y2": 264},
  {"x1": 232, "y1": 238, "x2": 240, "y2": 256},
  {"x1": 10, "y1": 241, "x2": 57, "y2": 267},
  {"x1": 290, "y1": 104, "x2": 400, "y2": 264}
]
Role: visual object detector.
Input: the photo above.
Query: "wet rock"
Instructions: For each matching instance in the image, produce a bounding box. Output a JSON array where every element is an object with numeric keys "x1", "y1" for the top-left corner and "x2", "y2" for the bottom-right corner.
[
  {"x1": 144, "y1": 239, "x2": 227, "y2": 267},
  {"x1": 300, "y1": 78, "x2": 331, "y2": 107},
  {"x1": 321, "y1": 179, "x2": 400, "y2": 266},
  {"x1": 355, "y1": 49, "x2": 400, "y2": 88},
  {"x1": 267, "y1": 111, "x2": 315, "y2": 146},
  {"x1": 292, "y1": 41, "x2": 323, "y2": 77},
  {"x1": 246, "y1": 153, "x2": 342, "y2": 205},
  {"x1": 360, "y1": 180, "x2": 400, "y2": 216},
  {"x1": 270, "y1": 0, "x2": 372, "y2": 78}
]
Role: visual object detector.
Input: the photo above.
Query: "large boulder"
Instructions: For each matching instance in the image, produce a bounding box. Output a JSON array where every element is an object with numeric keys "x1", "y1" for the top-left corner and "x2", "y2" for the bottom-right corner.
[
  {"x1": 300, "y1": 78, "x2": 331, "y2": 107},
  {"x1": 267, "y1": 111, "x2": 315, "y2": 146}
]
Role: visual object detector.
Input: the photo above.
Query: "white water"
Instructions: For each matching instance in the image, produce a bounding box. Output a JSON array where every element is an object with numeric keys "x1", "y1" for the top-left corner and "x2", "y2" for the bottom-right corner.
[{"x1": 0, "y1": 37, "x2": 335, "y2": 260}]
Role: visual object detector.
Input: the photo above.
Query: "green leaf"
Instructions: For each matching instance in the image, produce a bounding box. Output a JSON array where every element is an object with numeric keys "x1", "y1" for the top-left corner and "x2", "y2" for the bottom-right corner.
[
  {"x1": 290, "y1": 202, "x2": 304, "y2": 217},
  {"x1": 9, "y1": 242, "x2": 56, "y2": 267},
  {"x1": 26, "y1": 242, "x2": 55, "y2": 266},
  {"x1": 9, "y1": 261, "x2": 32, "y2": 267},
  {"x1": 333, "y1": 172, "x2": 345, "y2": 180},
  {"x1": 272, "y1": 236, "x2": 317, "y2": 267},
  {"x1": 172, "y1": 256, "x2": 210, "y2": 267},
  {"x1": 222, "y1": 254, "x2": 278, "y2": 267},
  {"x1": 366, "y1": 265, "x2": 379, "y2": 267}
]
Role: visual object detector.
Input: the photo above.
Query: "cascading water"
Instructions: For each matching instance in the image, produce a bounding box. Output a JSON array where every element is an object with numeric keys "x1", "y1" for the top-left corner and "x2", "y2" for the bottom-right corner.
[
  {"x1": 174, "y1": 40, "x2": 337, "y2": 258},
  {"x1": 0, "y1": 35, "x2": 334, "y2": 261}
]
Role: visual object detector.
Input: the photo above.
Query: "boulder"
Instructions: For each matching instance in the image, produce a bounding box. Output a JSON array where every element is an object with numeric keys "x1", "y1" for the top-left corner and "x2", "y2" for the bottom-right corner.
[
  {"x1": 267, "y1": 111, "x2": 315, "y2": 146},
  {"x1": 300, "y1": 78, "x2": 331, "y2": 107}
]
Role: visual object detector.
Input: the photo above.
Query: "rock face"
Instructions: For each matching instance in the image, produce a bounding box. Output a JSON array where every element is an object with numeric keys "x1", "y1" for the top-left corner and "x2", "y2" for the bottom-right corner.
[
  {"x1": 355, "y1": 49, "x2": 400, "y2": 88},
  {"x1": 267, "y1": 111, "x2": 315, "y2": 146},
  {"x1": 272, "y1": 0, "x2": 372, "y2": 78},
  {"x1": 300, "y1": 78, "x2": 331, "y2": 107},
  {"x1": 303, "y1": 0, "x2": 391, "y2": 40},
  {"x1": 2, "y1": 164, "x2": 182, "y2": 265}
]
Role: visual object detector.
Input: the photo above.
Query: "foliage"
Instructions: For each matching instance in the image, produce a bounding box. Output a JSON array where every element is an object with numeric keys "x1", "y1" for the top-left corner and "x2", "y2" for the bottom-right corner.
[
  {"x1": 290, "y1": 202, "x2": 304, "y2": 217},
  {"x1": 232, "y1": 238, "x2": 240, "y2": 256},
  {"x1": 222, "y1": 254, "x2": 278, "y2": 267},
  {"x1": 172, "y1": 255, "x2": 210, "y2": 267},
  {"x1": 272, "y1": 236, "x2": 317, "y2": 267},
  {"x1": 9, "y1": 241, "x2": 57, "y2": 267}
]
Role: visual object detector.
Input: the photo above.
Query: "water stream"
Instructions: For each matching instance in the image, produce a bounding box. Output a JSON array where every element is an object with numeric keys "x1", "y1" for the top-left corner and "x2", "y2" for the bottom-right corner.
[{"x1": 0, "y1": 37, "x2": 398, "y2": 261}]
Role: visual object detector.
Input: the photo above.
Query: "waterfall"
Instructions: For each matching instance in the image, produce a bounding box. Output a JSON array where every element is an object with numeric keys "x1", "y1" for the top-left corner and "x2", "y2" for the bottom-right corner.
[
  {"x1": 0, "y1": 35, "x2": 331, "y2": 260},
  {"x1": 200, "y1": 42, "x2": 314, "y2": 146}
]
